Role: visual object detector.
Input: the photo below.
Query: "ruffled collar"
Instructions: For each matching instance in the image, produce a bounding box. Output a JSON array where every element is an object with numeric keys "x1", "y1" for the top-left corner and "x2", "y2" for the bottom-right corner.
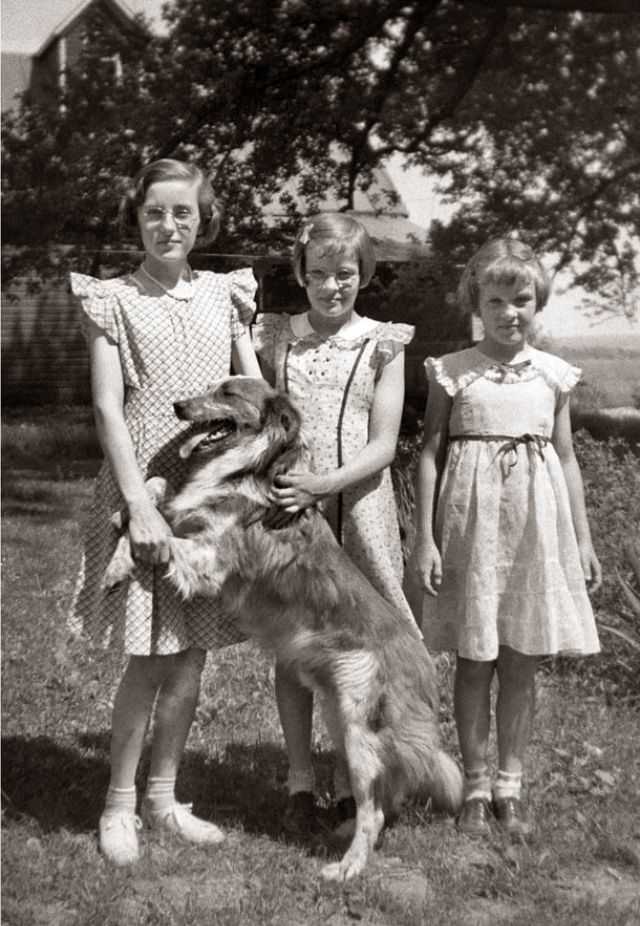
[
  {"x1": 473, "y1": 347, "x2": 540, "y2": 384},
  {"x1": 288, "y1": 312, "x2": 397, "y2": 348}
]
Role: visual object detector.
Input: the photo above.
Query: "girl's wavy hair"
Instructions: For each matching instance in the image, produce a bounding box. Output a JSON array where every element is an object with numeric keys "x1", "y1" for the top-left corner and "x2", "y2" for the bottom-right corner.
[
  {"x1": 292, "y1": 213, "x2": 376, "y2": 288},
  {"x1": 119, "y1": 159, "x2": 222, "y2": 245},
  {"x1": 458, "y1": 237, "x2": 551, "y2": 314}
]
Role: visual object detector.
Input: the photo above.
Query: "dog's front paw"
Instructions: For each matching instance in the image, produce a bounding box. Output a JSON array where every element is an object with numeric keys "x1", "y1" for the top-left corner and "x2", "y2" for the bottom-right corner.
[
  {"x1": 165, "y1": 539, "x2": 223, "y2": 599},
  {"x1": 103, "y1": 536, "x2": 136, "y2": 589},
  {"x1": 145, "y1": 476, "x2": 172, "y2": 506},
  {"x1": 320, "y1": 849, "x2": 367, "y2": 882}
]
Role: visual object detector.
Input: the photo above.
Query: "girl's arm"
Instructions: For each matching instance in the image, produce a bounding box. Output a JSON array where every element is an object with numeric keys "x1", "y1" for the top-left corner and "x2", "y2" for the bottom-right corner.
[
  {"x1": 407, "y1": 378, "x2": 452, "y2": 596},
  {"x1": 232, "y1": 331, "x2": 263, "y2": 377},
  {"x1": 272, "y1": 350, "x2": 406, "y2": 509},
  {"x1": 552, "y1": 396, "x2": 602, "y2": 592},
  {"x1": 88, "y1": 322, "x2": 172, "y2": 564}
]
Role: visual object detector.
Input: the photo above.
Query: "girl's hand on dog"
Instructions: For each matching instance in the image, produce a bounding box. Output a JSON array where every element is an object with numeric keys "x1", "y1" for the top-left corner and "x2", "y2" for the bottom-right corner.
[
  {"x1": 128, "y1": 500, "x2": 173, "y2": 564},
  {"x1": 272, "y1": 471, "x2": 334, "y2": 512}
]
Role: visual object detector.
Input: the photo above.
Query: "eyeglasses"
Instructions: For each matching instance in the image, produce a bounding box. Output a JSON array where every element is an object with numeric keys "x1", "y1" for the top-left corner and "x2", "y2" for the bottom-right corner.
[
  {"x1": 305, "y1": 270, "x2": 359, "y2": 289},
  {"x1": 140, "y1": 206, "x2": 198, "y2": 229}
]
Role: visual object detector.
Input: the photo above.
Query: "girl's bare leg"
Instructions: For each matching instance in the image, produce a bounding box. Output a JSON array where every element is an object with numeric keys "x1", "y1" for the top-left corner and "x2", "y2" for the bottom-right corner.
[
  {"x1": 494, "y1": 645, "x2": 538, "y2": 835},
  {"x1": 109, "y1": 654, "x2": 168, "y2": 788},
  {"x1": 100, "y1": 653, "x2": 173, "y2": 865},
  {"x1": 275, "y1": 661, "x2": 318, "y2": 833},
  {"x1": 454, "y1": 656, "x2": 495, "y2": 835},
  {"x1": 275, "y1": 662, "x2": 314, "y2": 794},
  {"x1": 148, "y1": 647, "x2": 206, "y2": 779},
  {"x1": 495, "y1": 645, "x2": 538, "y2": 777},
  {"x1": 144, "y1": 647, "x2": 224, "y2": 844},
  {"x1": 455, "y1": 656, "x2": 495, "y2": 783}
]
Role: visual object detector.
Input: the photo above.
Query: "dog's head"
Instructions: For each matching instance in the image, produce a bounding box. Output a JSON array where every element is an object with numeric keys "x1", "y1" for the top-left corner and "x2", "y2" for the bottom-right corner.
[{"x1": 174, "y1": 376, "x2": 303, "y2": 477}]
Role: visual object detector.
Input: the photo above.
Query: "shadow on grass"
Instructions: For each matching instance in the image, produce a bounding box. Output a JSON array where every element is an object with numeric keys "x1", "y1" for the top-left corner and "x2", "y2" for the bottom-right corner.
[
  {"x1": 1, "y1": 732, "x2": 338, "y2": 858},
  {"x1": 2, "y1": 733, "x2": 110, "y2": 832}
]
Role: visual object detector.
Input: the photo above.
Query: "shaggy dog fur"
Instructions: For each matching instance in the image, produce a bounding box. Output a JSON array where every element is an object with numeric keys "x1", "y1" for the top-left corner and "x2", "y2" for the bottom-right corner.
[{"x1": 104, "y1": 376, "x2": 463, "y2": 881}]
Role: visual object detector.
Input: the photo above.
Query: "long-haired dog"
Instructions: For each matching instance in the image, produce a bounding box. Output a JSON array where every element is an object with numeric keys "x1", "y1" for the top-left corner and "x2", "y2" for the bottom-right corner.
[{"x1": 104, "y1": 376, "x2": 462, "y2": 881}]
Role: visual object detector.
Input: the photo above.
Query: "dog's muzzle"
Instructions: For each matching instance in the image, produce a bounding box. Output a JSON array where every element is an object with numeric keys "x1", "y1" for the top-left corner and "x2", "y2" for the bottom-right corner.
[{"x1": 179, "y1": 420, "x2": 237, "y2": 459}]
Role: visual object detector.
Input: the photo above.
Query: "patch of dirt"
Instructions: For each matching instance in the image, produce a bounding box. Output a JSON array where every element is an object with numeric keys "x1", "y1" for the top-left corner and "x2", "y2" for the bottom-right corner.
[
  {"x1": 458, "y1": 896, "x2": 530, "y2": 926},
  {"x1": 128, "y1": 870, "x2": 251, "y2": 911},
  {"x1": 376, "y1": 856, "x2": 434, "y2": 908}
]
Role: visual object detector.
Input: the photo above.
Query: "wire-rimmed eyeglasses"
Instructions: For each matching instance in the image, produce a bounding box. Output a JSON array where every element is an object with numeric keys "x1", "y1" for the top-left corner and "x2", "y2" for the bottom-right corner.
[
  {"x1": 304, "y1": 269, "x2": 359, "y2": 289},
  {"x1": 140, "y1": 206, "x2": 198, "y2": 229}
]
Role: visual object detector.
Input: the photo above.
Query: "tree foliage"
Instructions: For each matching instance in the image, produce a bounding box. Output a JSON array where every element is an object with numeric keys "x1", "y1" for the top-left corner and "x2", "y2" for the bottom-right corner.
[{"x1": 2, "y1": 0, "x2": 639, "y2": 296}]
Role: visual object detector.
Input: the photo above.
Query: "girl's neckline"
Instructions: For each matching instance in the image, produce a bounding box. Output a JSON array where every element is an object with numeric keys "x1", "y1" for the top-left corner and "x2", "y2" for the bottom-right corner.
[
  {"x1": 474, "y1": 345, "x2": 535, "y2": 367},
  {"x1": 291, "y1": 312, "x2": 379, "y2": 340},
  {"x1": 136, "y1": 264, "x2": 194, "y2": 301}
]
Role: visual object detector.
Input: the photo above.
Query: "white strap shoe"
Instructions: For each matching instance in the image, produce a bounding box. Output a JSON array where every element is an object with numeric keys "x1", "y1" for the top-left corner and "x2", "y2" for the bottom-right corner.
[
  {"x1": 143, "y1": 801, "x2": 225, "y2": 845},
  {"x1": 99, "y1": 810, "x2": 142, "y2": 866}
]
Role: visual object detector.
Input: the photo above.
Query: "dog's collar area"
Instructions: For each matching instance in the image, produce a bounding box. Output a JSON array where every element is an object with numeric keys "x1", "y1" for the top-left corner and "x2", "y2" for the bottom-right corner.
[{"x1": 259, "y1": 505, "x2": 313, "y2": 531}]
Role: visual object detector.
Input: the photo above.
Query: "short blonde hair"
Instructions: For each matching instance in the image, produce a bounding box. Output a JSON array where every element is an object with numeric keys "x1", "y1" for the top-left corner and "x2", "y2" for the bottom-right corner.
[
  {"x1": 120, "y1": 158, "x2": 222, "y2": 244},
  {"x1": 292, "y1": 213, "x2": 376, "y2": 288},
  {"x1": 457, "y1": 237, "x2": 550, "y2": 314}
]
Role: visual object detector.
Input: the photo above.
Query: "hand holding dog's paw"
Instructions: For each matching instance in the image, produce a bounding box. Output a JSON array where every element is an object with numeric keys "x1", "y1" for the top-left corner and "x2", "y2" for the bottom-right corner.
[{"x1": 102, "y1": 535, "x2": 136, "y2": 589}]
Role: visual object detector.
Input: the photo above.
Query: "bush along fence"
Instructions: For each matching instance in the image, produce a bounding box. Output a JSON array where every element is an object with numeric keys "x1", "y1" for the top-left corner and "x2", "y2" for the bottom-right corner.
[{"x1": 1, "y1": 248, "x2": 470, "y2": 407}]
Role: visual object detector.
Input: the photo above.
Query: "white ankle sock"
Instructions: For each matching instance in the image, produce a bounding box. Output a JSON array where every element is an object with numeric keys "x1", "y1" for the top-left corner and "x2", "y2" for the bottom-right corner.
[
  {"x1": 493, "y1": 770, "x2": 522, "y2": 800},
  {"x1": 287, "y1": 767, "x2": 315, "y2": 796},
  {"x1": 103, "y1": 785, "x2": 137, "y2": 816},
  {"x1": 144, "y1": 776, "x2": 176, "y2": 813},
  {"x1": 464, "y1": 767, "x2": 492, "y2": 802}
]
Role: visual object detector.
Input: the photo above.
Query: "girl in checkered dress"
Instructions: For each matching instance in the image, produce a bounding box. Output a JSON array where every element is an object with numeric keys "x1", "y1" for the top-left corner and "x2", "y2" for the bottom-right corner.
[{"x1": 70, "y1": 159, "x2": 261, "y2": 865}]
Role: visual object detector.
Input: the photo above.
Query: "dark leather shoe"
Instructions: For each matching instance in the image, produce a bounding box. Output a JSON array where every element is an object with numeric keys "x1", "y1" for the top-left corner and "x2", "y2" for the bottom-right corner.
[
  {"x1": 335, "y1": 796, "x2": 356, "y2": 823},
  {"x1": 457, "y1": 798, "x2": 492, "y2": 837},
  {"x1": 493, "y1": 797, "x2": 531, "y2": 838},
  {"x1": 283, "y1": 791, "x2": 319, "y2": 837}
]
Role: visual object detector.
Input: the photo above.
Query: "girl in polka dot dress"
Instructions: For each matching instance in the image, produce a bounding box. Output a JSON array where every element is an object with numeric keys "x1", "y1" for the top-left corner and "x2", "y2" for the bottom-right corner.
[
  {"x1": 252, "y1": 213, "x2": 422, "y2": 833},
  {"x1": 70, "y1": 159, "x2": 261, "y2": 865}
]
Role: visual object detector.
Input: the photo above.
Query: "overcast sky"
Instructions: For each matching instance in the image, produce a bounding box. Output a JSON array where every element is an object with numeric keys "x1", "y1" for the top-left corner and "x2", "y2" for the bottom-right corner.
[{"x1": 1, "y1": 0, "x2": 166, "y2": 52}]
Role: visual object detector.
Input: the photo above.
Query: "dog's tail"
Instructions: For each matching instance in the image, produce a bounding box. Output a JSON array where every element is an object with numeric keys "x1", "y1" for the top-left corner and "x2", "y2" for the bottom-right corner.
[{"x1": 427, "y1": 749, "x2": 464, "y2": 815}]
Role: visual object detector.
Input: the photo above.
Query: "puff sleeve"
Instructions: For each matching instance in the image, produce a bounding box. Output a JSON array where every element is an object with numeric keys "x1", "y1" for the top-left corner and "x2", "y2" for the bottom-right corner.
[
  {"x1": 374, "y1": 322, "x2": 415, "y2": 368},
  {"x1": 228, "y1": 268, "x2": 258, "y2": 340},
  {"x1": 556, "y1": 361, "x2": 582, "y2": 394},
  {"x1": 70, "y1": 272, "x2": 119, "y2": 344},
  {"x1": 424, "y1": 349, "x2": 487, "y2": 396},
  {"x1": 251, "y1": 313, "x2": 283, "y2": 371},
  {"x1": 533, "y1": 351, "x2": 582, "y2": 396},
  {"x1": 424, "y1": 355, "x2": 457, "y2": 397}
]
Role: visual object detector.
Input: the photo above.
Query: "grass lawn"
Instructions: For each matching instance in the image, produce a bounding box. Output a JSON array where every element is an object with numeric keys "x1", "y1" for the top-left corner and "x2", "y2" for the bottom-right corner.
[
  {"x1": 547, "y1": 335, "x2": 640, "y2": 410},
  {"x1": 2, "y1": 411, "x2": 640, "y2": 926}
]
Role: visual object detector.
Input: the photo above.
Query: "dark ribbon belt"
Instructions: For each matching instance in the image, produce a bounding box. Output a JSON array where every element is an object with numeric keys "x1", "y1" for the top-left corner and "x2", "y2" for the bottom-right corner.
[{"x1": 449, "y1": 433, "x2": 550, "y2": 475}]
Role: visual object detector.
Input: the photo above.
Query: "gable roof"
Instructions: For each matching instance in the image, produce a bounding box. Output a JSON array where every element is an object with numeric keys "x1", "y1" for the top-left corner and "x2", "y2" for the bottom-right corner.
[{"x1": 1, "y1": 0, "x2": 138, "y2": 55}]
